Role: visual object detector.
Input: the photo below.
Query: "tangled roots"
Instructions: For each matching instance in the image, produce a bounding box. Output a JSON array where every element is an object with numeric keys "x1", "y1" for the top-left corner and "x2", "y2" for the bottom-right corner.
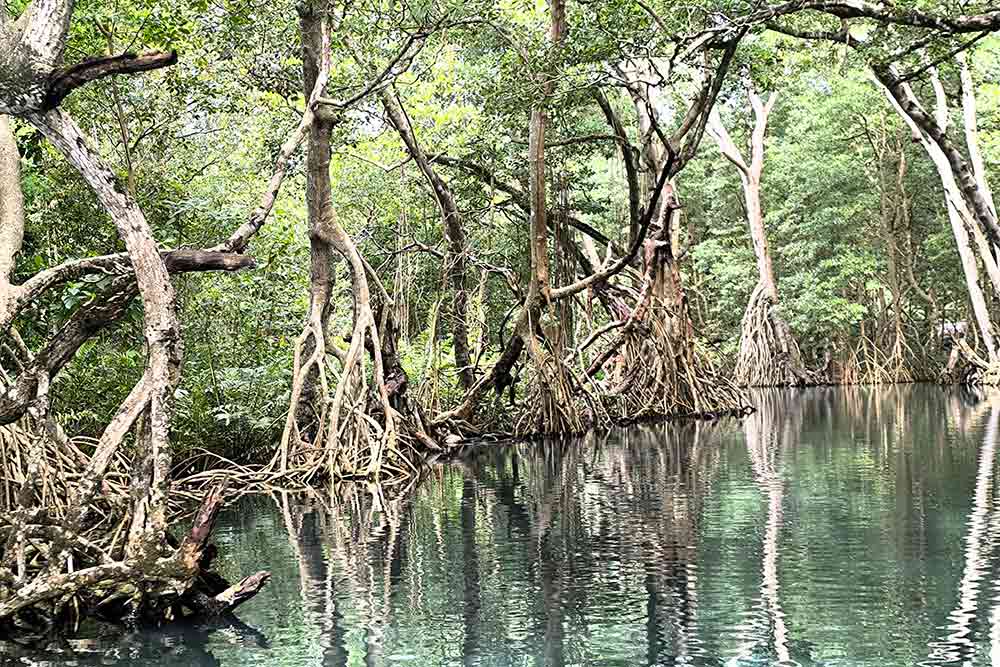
[{"x1": 733, "y1": 284, "x2": 807, "y2": 388}]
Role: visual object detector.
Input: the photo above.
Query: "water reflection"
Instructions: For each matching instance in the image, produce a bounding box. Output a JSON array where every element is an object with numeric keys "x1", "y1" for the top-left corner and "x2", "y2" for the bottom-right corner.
[
  {"x1": 925, "y1": 397, "x2": 999, "y2": 666},
  {"x1": 7, "y1": 386, "x2": 1000, "y2": 666},
  {"x1": 0, "y1": 615, "x2": 268, "y2": 665},
  {"x1": 730, "y1": 390, "x2": 800, "y2": 666}
]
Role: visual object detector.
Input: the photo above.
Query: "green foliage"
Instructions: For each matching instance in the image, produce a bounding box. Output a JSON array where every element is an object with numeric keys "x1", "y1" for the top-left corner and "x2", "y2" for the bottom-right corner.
[{"x1": 8, "y1": 0, "x2": 1000, "y2": 453}]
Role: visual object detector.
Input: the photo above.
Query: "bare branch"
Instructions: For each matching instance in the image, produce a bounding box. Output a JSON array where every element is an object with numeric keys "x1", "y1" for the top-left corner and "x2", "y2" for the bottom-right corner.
[
  {"x1": 754, "y1": 1, "x2": 1000, "y2": 34},
  {"x1": 214, "y1": 18, "x2": 331, "y2": 253},
  {"x1": 707, "y1": 106, "x2": 750, "y2": 176}
]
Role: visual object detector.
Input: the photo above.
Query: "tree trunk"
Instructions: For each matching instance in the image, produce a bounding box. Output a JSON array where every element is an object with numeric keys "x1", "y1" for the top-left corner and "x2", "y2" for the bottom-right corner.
[
  {"x1": 277, "y1": 5, "x2": 427, "y2": 477},
  {"x1": 873, "y1": 72, "x2": 999, "y2": 365},
  {"x1": 29, "y1": 108, "x2": 182, "y2": 555},
  {"x1": 380, "y1": 89, "x2": 474, "y2": 389},
  {"x1": 515, "y1": 0, "x2": 584, "y2": 434},
  {"x1": 873, "y1": 65, "x2": 1000, "y2": 247},
  {"x1": 957, "y1": 52, "x2": 996, "y2": 220},
  {"x1": 297, "y1": 2, "x2": 337, "y2": 445},
  {"x1": 0, "y1": 115, "x2": 23, "y2": 292},
  {"x1": 708, "y1": 91, "x2": 807, "y2": 386}
]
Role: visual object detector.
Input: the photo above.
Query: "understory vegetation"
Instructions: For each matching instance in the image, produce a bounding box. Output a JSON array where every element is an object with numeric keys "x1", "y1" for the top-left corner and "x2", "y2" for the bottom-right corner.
[{"x1": 2, "y1": 0, "x2": 1000, "y2": 633}]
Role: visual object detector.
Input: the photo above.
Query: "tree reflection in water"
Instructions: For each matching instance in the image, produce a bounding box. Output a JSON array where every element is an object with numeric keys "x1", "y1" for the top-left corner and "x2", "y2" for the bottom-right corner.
[
  {"x1": 253, "y1": 388, "x2": 1000, "y2": 666},
  {"x1": 925, "y1": 396, "x2": 999, "y2": 666},
  {"x1": 735, "y1": 390, "x2": 802, "y2": 665},
  {"x1": 13, "y1": 387, "x2": 1000, "y2": 666},
  {"x1": 266, "y1": 421, "x2": 731, "y2": 666}
]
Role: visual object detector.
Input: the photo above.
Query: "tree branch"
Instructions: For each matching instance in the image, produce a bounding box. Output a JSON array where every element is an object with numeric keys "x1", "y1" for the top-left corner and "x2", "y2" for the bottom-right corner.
[
  {"x1": 707, "y1": 107, "x2": 750, "y2": 177},
  {"x1": 754, "y1": 1, "x2": 1000, "y2": 34},
  {"x1": 44, "y1": 51, "x2": 178, "y2": 109},
  {"x1": 4, "y1": 249, "x2": 255, "y2": 336},
  {"x1": 594, "y1": 89, "x2": 642, "y2": 242}
]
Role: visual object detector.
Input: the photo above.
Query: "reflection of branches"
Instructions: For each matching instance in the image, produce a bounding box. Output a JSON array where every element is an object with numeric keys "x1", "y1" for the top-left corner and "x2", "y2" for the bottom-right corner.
[
  {"x1": 277, "y1": 491, "x2": 349, "y2": 666},
  {"x1": 273, "y1": 421, "x2": 734, "y2": 664},
  {"x1": 276, "y1": 481, "x2": 419, "y2": 666},
  {"x1": 742, "y1": 391, "x2": 800, "y2": 664},
  {"x1": 926, "y1": 404, "x2": 999, "y2": 664}
]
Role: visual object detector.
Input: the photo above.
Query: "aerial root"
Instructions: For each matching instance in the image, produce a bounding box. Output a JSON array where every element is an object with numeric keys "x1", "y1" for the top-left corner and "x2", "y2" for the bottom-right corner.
[
  {"x1": 0, "y1": 423, "x2": 269, "y2": 634},
  {"x1": 840, "y1": 328, "x2": 917, "y2": 385},
  {"x1": 733, "y1": 283, "x2": 807, "y2": 388}
]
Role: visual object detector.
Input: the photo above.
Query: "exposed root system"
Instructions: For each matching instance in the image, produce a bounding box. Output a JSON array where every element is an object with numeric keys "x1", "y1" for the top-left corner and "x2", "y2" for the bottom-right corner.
[
  {"x1": 0, "y1": 419, "x2": 269, "y2": 636},
  {"x1": 734, "y1": 283, "x2": 808, "y2": 388}
]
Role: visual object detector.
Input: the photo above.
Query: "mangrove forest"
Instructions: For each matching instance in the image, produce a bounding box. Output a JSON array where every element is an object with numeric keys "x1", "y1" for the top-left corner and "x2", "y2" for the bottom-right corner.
[{"x1": 3, "y1": 0, "x2": 1000, "y2": 663}]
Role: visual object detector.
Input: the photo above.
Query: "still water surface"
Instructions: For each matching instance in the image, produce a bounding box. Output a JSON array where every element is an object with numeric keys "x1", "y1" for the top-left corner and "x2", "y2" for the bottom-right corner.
[{"x1": 11, "y1": 386, "x2": 1000, "y2": 666}]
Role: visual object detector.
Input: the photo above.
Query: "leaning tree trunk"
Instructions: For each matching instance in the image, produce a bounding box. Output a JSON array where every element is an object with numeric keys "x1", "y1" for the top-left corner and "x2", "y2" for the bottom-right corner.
[
  {"x1": 873, "y1": 64, "x2": 1000, "y2": 248},
  {"x1": 381, "y1": 88, "x2": 475, "y2": 390},
  {"x1": 29, "y1": 107, "x2": 183, "y2": 567},
  {"x1": 957, "y1": 52, "x2": 996, "y2": 221},
  {"x1": 708, "y1": 91, "x2": 807, "y2": 387},
  {"x1": 873, "y1": 70, "x2": 1000, "y2": 377}
]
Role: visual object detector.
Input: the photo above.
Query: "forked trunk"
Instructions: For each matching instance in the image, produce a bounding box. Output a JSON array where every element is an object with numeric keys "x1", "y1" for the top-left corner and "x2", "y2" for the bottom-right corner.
[{"x1": 708, "y1": 91, "x2": 807, "y2": 386}]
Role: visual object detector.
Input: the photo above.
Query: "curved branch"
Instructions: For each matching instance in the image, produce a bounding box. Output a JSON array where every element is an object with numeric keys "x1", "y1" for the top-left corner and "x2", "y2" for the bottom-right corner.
[
  {"x1": 0, "y1": 278, "x2": 137, "y2": 426},
  {"x1": 44, "y1": 50, "x2": 177, "y2": 109},
  {"x1": 753, "y1": 1, "x2": 1000, "y2": 34},
  {"x1": 549, "y1": 154, "x2": 674, "y2": 301},
  {"x1": 215, "y1": 29, "x2": 332, "y2": 253},
  {"x1": 594, "y1": 89, "x2": 642, "y2": 242}
]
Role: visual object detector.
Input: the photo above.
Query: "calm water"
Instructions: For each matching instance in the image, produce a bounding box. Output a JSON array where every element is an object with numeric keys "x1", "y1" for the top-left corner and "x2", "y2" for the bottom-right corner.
[{"x1": 8, "y1": 386, "x2": 1000, "y2": 666}]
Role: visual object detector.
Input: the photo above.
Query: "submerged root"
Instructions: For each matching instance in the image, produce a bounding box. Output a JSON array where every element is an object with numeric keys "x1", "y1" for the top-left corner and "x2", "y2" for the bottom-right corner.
[
  {"x1": 0, "y1": 419, "x2": 268, "y2": 635},
  {"x1": 733, "y1": 283, "x2": 807, "y2": 388}
]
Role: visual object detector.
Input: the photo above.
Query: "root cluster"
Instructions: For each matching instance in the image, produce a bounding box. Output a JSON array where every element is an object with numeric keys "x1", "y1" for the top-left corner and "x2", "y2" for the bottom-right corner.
[
  {"x1": 512, "y1": 253, "x2": 750, "y2": 436},
  {"x1": 734, "y1": 283, "x2": 808, "y2": 388},
  {"x1": 0, "y1": 419, "x2": 268, "y2": 636}
]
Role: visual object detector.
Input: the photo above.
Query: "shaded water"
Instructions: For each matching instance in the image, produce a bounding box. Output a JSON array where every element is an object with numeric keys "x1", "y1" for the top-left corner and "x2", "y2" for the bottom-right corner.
[{"x1": 8, "y1": 386, "x2": 1000, "y2": 666}]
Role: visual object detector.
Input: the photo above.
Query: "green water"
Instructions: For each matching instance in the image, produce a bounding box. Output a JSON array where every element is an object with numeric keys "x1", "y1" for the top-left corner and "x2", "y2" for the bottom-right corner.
[{"x1": 10, "y1": 386, "x2": 1000, "y2": 665}]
